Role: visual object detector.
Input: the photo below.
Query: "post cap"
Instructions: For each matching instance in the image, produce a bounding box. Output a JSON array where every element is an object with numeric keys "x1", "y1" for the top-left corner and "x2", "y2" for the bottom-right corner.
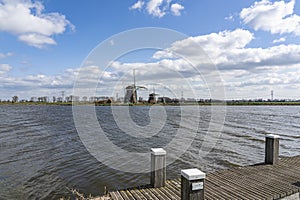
[
  {"x1": 151, "y1": 148, "x2": 166, "y2": 155},
  {"x1": 181, "y1": 168, "x2": 205, "y2": 180},
  {"x1": 266, "y1": 134, "x2": 280, "y2": 139}
]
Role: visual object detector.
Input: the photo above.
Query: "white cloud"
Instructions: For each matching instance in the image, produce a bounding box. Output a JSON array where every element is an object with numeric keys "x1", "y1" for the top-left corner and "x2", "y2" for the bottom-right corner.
[
  {"x1": 225, "y1": 14, "x2": 234, "y2": 21},
  {"x1": 129, "y1": 0, "x2": 145, "y2": 10},
  {"x1": 0, "y1": 64, "x2": 12, "y2": 76},
  {"x1": 153, "y1": 29, "x2": 300, "y2": 71},
  {"x1": 154, "y1": 29, "x2": 255, "y2": 65},
  {"x1": 0, "y1": 52, "x2": 13, "y2": 59},
  {"x1": 147, "y1": 0, "x2": 165, "y2": 18},
  {"x1": 273, "y1": 37, "x2": 286, "y2": 43},
  {"x1": 150, "y1": 29, "x2": 300, "y2": 98},
  {"x1": 240, "y1": 0, "x2": 300, "y2": 35},
  {"x1": 2, "y1": 27, "x2": 300, "y2": 99},
  {"x1": 18, "y1": 33, "x2": 56, "y2": 48},
  {"x1": 110, "y1": 58, "x2": 194, "y2": 81},
  {"x1": 220, "y1": 63, "x2": 300, "y2": 99},
  {"x1": 0, "y1": 0, "x2": 74, "y2": 48},
  {"x1": 170, "y1": 3, "x2": 184, "y2": 16},
  {"x1": 0, "y1": 67, "x2": 77, "y2": 99},
  {"x1": 1, "y1": 45, "x2": 300, "y2": 100},
  {"x1": 129, "y1": 0, "x2": 184, "y2": 18}
]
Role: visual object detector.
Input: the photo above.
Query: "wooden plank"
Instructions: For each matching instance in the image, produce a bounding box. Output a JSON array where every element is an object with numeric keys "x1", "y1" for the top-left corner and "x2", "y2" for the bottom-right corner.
[
  {"x1": 215, "y1": 168, "x2": 278, "y2": 198},
  {"x1": 208, "y1": 172, "x2": 265, "y2": 199},
  {"x1": 207, "y1": 173, "x2": 257, "y2": 199},
  {"x1": 110, "y1": 191, "x2": 124, "y2": 200},
  {"x1": 104, "y1": 156, "x2": 300, "y2": 200},
  {"x1": 129, "y1": 189, "x2": 147, "y2": 200},
  {"x1": 236, "y1": 166, "x2": 296, "y2": 197},
  {"x1": 229, "y1": 169, "x2": 290, "y2": 198},
  {"x1": 157, "y1": 185, "x2": 179, "y2": 200},
  {"x1": 148, "y1": 187, "x2": 172, "y2": 200},
  {"x1": 139, "y1": 188, "x2": 159, "y2": 200},
  {"x1": 204, "y1": 179, "x2": 227, "y2": 200},
  {"x1": 119, "y1": 190, "x2": 135, "y2": 200},
  {"x1": 164, "y1": 180, "x2": 180, "y2": 197}
]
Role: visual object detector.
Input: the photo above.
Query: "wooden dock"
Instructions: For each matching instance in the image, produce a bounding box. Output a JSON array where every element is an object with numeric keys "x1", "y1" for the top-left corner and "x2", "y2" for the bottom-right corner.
[{"x1": 104, "y1": 155, "x2": 300, "y2": 200}]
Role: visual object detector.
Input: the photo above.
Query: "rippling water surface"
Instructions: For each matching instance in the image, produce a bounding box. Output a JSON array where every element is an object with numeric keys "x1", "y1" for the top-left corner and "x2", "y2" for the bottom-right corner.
[{"x1": 0, "y1": 105, "x2": 299, "y2": 199}]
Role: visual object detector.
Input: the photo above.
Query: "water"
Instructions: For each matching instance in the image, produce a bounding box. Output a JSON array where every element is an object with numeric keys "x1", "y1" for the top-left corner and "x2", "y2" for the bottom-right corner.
[{"x1": 0, "y1": 105, "x2": 299, "y2": 199}]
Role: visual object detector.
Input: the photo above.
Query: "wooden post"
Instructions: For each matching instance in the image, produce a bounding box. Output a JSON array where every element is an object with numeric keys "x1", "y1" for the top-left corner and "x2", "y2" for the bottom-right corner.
[
  {"x1": 151, "y1": 148, "x2": 166, "y2": 188},
  {"x1": 181, "y1": 168, "x2": 206, "y2": 200},
  {"x1": 265, "y1": 134, "x2": 280, "y2": 165}
]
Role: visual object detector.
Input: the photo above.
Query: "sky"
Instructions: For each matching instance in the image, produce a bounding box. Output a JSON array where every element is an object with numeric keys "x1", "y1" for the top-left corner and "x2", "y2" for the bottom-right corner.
[{"x1": 1, "y1": 0, "x2": 300, "y2": 101}]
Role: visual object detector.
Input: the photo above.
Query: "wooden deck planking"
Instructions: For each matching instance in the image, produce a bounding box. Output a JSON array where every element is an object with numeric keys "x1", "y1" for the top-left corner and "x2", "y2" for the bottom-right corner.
[
  {"x1": 212, "y1": 168, "x2": 279, "y2": 198},
  {"x1": 206, "y1": 173, "x2": 262, "y2": 199},
  {"x1": 138, "y1": 188, "x2": 159, "y2": 200},
  {"x1": 107, "y1": 156, "x2": 300, "y2": 200}
]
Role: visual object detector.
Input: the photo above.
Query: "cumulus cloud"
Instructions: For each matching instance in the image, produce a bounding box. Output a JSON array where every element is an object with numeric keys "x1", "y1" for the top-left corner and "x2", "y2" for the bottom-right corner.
[
  {"x1": 170, "y1": 3, "x2": 184, "y2": 16},
  {"x1": 240, "y1": 0, "x2": 300, "y2": 35},
  {"x1": 129, "y1": 0, "x2": 184, "y2": 18},
  {"x1": 273, "y1": 37, "x2": 286, "y2": 44},
  {"x1": 110, "y1": 58, "x2": 195, "y2": 81},
  {"x1": 2, "y1": 27, "x2": 300, "y2": 99},
  {"x1": 0, "y1": 66, "x2": 78, "y2": 99},
  {"x1": 0, "y1": 0, "x2": 74, "y2": 48},
  {"x1": 153, "y1": 29, "x2": 300, "y2": 71},
  {"x1": 153, "y1": 29, "x2": 255, "y2": 65},
  {"x1": 220, "y1": 63, "x2": 300, "y2": 99},
  {"x1": 149, "y1": 28, "x2": 300, "y2": 98},
  {"x1": 18, "y1": 33, "x2": 56, "y2": 48},
  {"x1": 147, "y1": 0, "x2": 165, "y2": 17},
  {"x1": 0, "y1": 64, "x2": 12, "y2": 76},
  {"x1": 129, "y1": 0, "x2": 145, "y2": 10}
]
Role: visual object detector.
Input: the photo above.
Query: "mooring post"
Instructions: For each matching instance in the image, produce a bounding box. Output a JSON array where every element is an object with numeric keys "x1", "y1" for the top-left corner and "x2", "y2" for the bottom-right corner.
[
  {"x1": 181, "y1": 168, "x2": 206, "y2": 200},
  {"x1": 151, "y1": 148, "x2": 166, "y2": 188},
  {"x1": 265, "y1": 134, "x2": 280, "y2": 165}
]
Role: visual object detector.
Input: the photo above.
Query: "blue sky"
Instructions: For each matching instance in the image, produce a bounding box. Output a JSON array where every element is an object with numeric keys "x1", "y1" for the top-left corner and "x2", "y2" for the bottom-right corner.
[{"x1": 1, "y1": 0, "x2": 300, "y2": 100}]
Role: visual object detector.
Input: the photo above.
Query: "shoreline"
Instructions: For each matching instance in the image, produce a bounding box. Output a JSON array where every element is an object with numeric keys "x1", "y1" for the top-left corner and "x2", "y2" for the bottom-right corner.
[{"x1": 1, "y1": 101, "x2": 300, "y2": 106}]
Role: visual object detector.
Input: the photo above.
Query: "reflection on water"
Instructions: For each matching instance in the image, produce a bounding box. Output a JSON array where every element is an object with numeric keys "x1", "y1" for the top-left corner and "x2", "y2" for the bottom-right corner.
[{"x1": 0, "y1": 105, "x2": 299, "y2": 199}]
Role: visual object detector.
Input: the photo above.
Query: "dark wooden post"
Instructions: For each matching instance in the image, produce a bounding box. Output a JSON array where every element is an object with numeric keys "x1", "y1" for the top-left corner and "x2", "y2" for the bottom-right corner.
[
  {"x1": 265, "y1": 134, "x2": 280, "y2": 165},
  {"x1": 151, "y1": 148, "x2": 166, "y2": 188},
  {"x1": 181, "y1": 168, "x2": 206, "y2": 200}
]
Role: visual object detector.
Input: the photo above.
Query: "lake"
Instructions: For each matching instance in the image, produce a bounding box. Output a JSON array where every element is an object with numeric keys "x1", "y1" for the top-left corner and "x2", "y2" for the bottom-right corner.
[{"x1": 0, "y1": 105, "x2": 299, "y2": 199}]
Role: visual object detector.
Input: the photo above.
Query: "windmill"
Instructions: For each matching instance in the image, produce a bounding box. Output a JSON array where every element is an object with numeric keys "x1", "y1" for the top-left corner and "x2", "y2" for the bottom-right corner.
[
  {"x1": 124, "y1": 69, "x2": 147, "y2": 104},
  {"x1": 148, "y1": 86, "x2": 159, "y2": 103}
]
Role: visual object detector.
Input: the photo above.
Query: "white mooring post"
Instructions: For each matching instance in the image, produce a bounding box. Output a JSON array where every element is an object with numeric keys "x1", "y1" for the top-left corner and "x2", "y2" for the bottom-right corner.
[
  {"x1": 151, "y1": 148, "x2": 166, "y2": 188},
  {"x1": 265, "y1": 134, "x2": 280, "y2": 165},
  {"x1": 181, "y1": 168, "x2": 206, "y2": 200}
]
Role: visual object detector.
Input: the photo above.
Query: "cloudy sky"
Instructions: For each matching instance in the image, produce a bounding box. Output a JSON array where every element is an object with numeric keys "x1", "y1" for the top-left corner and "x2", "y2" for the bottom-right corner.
[{"x1": 1, "y1": 0, "x2": 300, "y2": 100}]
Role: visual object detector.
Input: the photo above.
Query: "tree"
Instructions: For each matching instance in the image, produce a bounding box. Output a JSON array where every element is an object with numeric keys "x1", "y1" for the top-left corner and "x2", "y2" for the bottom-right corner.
[{"x1": 12, "y1": 96, "x2": 18, "y2": 103}]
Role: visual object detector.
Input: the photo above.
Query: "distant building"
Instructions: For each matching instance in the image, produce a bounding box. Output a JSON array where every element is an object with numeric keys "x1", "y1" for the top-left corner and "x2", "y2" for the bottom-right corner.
[
  {"x1": 37, "y1": 96, "x2": 48, "y2": 102},
  {"x1": 157, "y1": 97, "x2": 172, "y2": 104},
  {"x1": 186, "y1": 98, "x2": 197, "y2": 103},
  {"x1": 138, "y1": 97, "x2": 143, "y2": 102}
]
